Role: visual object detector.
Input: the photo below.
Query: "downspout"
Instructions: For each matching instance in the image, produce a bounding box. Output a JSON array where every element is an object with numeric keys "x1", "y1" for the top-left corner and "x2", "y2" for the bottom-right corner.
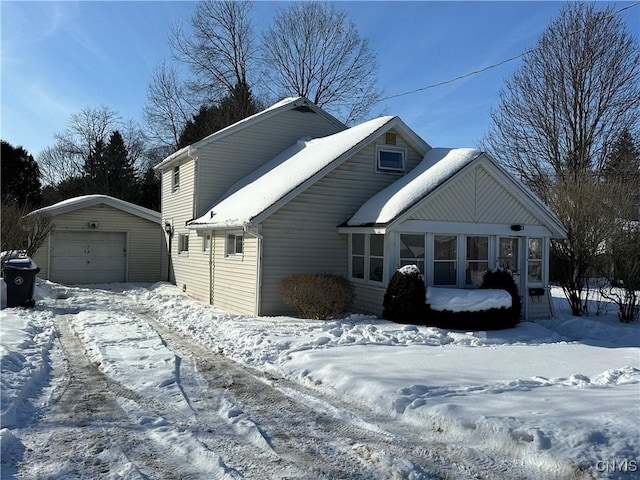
[
  {"x1": 244, "y1": 226, "x2": 263, "y2": 316},
  {"x1": 209, "y1": 231, "x2": 215, "y2": 305}
]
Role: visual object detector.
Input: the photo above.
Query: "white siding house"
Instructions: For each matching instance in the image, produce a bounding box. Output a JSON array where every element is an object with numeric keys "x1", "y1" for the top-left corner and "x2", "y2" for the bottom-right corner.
[
  {"x1": 158, "y1": 98, "x2": 567, "y2": 321},
  {"x1": 29, "y1": 195, "x2": 163, "y2": 284}
]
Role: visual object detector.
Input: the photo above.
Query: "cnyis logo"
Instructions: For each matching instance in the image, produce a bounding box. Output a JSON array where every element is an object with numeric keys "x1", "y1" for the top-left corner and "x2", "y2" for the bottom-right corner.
[
  {"x1": 14, "y1": 276, "x2": 24, "y2": 286},
  {"x1": 595, "y1": 459, "x2": 638, "y2": 473}
]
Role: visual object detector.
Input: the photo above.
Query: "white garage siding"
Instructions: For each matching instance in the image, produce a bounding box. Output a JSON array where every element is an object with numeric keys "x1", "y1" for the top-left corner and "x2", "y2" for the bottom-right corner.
[{"x1": 32, "y1": 203, "x2": 162, "y2": 284}]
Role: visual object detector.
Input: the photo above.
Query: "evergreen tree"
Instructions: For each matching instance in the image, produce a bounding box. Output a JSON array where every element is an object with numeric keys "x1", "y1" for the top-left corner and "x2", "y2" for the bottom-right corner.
[
  {"x1": 1, "y1": 140, "x2": 42, "y2": 207},
  {"x1": 104, "y1": 130, "x2": 138, "y2": 201},
  {"x1": 178, "y1": 82, "x2": 261, "y2": 148},
  {"x1": 605, "y1": 129, "x2": 640, "y2": 220}
]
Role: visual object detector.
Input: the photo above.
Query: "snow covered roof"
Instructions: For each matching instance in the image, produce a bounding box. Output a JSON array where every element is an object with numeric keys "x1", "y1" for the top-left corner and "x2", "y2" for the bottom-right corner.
[
  {"x1": 28, "y1": 195, "x2": 161, "y2": 224},
  {"x1": 189, "y1": 116, "x2": 399, "y2": 229},
  {"x1": 347, "y1": 148, "x2": 481, "y2": 226},
  {"x1": 154, "y1": 97, "x2": 346, "y2": 170}
]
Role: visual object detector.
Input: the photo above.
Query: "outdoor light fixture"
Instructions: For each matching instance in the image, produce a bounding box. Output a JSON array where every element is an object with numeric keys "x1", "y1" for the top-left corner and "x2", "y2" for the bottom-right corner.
[
  {"x1": 164, "y1": 221, "x2": 173, "y2": 235},
  {"x1": 510, "y1": 224, "x2": 524, "y2": 232}
]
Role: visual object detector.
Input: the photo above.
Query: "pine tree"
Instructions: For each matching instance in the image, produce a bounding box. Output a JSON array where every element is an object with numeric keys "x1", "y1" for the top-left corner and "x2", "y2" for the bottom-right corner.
[
  {"x1": 104, "y1": 130, "x2": 138, "y2": 201},
  {"x1": 1, "y1": 140, "x2": 42, "y2": 207}
]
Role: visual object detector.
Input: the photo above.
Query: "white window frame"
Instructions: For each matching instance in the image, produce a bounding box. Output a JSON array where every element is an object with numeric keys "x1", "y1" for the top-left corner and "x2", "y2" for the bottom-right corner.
[
  {"x1": 226, "y1": 233, "x2": 243, "y2": 257},
  {"x1": 178, "y1": 233, "x2": 189, "y2": 254},
  {"x1": 527, "y1": 237, "x2": 543, "y2": 286},
  {"x1": 202, "y1": 233, "x2": 211, "y2": 252},
  {"x1": 399, "y1": 233, "x2": 426, "y2": 274},
  {"x1": 376, "y1": 145, "x2": 406, "y2": 173},
  {"x1": 172, "y1": 165, "x2": 180, "y2": 192},
  {"x1": 349, "y1": 233, "x2": 385, "y2": 285},
  {"x1": 465, "y1": 236, "x2": 489, "y2": 287}
]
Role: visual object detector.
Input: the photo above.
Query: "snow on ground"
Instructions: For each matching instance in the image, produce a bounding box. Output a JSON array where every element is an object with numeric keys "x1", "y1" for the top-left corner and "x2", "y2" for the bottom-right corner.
[{"x1": 1, "y1": 280, "x2": 639, "y2": 479}]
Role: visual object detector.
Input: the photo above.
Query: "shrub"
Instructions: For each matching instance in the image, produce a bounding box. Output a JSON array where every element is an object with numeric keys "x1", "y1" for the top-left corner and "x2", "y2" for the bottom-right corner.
[
  {"x1": 280, "y1": 273, "x2": 354, "y2": 320},
  {"x1": 480, "y1": 268, "x2": 521, "y2": 327},
  {"x1": 382, "y1": 265, "x2": 426, "y2": 323}
]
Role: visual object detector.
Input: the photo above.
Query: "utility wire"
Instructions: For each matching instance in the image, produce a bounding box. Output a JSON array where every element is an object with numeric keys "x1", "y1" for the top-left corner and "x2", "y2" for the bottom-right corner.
[{"x1": 379, "y1": 1, "x2": 640, "y2": 102}]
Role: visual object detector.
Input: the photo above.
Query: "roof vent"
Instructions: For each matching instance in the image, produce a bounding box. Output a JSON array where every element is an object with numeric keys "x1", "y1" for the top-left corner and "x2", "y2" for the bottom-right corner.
[
  {"x1": 294, "y1": 105, "x2": 314, "y2": 113},
  {"x1": 385, "y1": 132, "x2": 397, "y2": 145}
]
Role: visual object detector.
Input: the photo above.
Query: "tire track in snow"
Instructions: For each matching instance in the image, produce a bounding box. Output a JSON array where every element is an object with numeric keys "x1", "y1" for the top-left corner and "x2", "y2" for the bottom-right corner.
[{"x1": 131, "y1": 300, "x2": 533, "y2": 480}]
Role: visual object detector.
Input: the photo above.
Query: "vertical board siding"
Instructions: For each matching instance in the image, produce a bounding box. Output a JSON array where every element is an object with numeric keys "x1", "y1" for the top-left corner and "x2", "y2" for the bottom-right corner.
[
  {"x1": 408, "y1": 165, "x2": 542, "y2": 226},
  {"x1": 196, "y1": 109, "x2": 345, "y2": 217},
  {"x1": 211, "y1": 232, "x2": 257, "y2": 315},
  {"x1": 32, "y1": 204, "x2": 162, "y2": 282},
  {"x1": 260, "y1": 134, "x2": 423, "y2": 315}
]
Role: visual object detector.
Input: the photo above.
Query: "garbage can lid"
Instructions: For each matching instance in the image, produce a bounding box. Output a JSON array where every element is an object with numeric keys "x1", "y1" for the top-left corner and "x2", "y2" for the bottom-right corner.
[{"x1": 4, "y1": 257, "x2": 38, "y2": 270}]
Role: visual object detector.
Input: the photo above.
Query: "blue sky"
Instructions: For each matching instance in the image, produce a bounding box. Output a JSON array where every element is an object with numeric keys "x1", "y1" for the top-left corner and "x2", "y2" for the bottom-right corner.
[{"x1": 1, "y1": 1, "x2": 638, "y2": 158}]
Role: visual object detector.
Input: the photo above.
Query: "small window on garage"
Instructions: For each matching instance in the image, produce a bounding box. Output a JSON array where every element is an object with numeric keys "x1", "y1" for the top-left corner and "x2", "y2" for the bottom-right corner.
[
  {"x1": 377, "y1": 146, "x2": 405, "y2": 172},
  {"x1": 178, "y1": 233, "x2": 189, "y2": 253},
  {"x1": 226, "y1": 233, "x2": 243, "y2": 256}
]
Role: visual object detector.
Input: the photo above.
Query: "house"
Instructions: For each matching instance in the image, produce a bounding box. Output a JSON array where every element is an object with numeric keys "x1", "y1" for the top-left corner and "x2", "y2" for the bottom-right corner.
[
  {"x1": 29, "y1": 195, "x2": 163, "y2": 284},
  {"x1": 156, "y1": 97, "x2": 567, "y2": 321}
]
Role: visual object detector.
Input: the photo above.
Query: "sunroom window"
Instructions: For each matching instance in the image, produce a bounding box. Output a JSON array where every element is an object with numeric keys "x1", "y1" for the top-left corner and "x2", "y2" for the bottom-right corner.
[
  {"x1": 528, "y1": 238, "x2": 543, "y2": 284},
  {"x1": 466, "y1": 236, "x2": 489, "y2": 286},
  {"x1": 434, "y1": 235, "x2": 457, "y2": 285},
  {"x1": 400, "y1": 234, "x2": 425, "y2": 273}
]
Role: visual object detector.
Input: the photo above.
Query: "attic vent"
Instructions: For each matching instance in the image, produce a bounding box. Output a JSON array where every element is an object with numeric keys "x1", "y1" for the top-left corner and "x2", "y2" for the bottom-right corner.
[
  {"x1": 294, "y1": 105, "x2": 314, "y2": 113},
  {"x1": 385, "y1": 132, "x2": 397, "y2": 145}
]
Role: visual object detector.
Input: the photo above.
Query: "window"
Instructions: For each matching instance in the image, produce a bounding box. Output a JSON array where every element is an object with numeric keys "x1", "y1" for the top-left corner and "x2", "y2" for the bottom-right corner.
[
  {"x1": 226, "y1": 234, "x2": 243, "y2": 256},
  {"x1": 466, "y1": 236, "x2": 489, "y2": 286},
  {"x1": 350, "y1": 233, "x2": 385, "y2": 284},
  {"x1": 178, "y1": 233, "x2": 189, "y2": 253},
  {"x1": 203, "y1": 233, "x2": 211, "y2": 252},
  {"x1": 499, "y1": 237, "x2": 519, "y2": 273},
  {"x1": 377, "y1": 146, "x2": 405, "y2": 172},
  {"x1": 400, "y1": 234, "x2": 425, "y2": 273},
  {"x1": 352, "y1": 234, "x2": 365, "y2": 279},
  {"x1": 369, "y1": 234, "x2": 384, "y2": 282},
  {"x1": 434, "y1": 235, "x2": 457, "y2": 285},
  {"x1": 172, "y1": 165, "x2": 180, "y2": 192},
  {"x1": 528, "y1": 238, "x2": 543, "y2": 284}
]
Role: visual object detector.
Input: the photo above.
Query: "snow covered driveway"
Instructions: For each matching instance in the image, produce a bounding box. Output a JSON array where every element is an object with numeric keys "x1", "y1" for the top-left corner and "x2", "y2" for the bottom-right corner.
[{"x1": 1, "y1": 281, "x2": 639, "y2": 479}]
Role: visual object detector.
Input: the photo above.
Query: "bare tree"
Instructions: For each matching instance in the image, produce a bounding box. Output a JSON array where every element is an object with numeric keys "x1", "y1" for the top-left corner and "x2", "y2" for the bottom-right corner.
[
  {"x1": 38, "y1": 106, "x2": 147, "y2": 186},
  {"x1": 170, "y1": 0, "x2": 257, "y2": 101},
  {"x1": 262, "y1": 2, "x2": 380, "y2": 125},
  {"x1": 1, "y1": 200, "x2": 52, "y2": 263},
  {"x1": 483, "y1": 3, "x2": 640, "y2": 316},
  {"x1": 143, "y1": 61, "x2": 195, "y2": 151}
]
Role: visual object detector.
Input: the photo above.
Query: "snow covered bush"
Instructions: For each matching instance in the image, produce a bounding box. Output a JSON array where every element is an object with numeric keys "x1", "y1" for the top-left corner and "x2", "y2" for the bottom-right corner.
[
  {"x1": 382, "y1": 265, "x2": 426, "y2": 324},
  {"x1": 279, "y1": 274, "x2": 354, "y2": 320}
]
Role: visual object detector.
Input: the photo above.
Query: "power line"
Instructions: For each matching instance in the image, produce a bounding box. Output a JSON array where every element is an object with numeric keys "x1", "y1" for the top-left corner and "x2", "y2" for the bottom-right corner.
[{"x1": 379, "y1": 1, "x2": 640, "y2": 103}]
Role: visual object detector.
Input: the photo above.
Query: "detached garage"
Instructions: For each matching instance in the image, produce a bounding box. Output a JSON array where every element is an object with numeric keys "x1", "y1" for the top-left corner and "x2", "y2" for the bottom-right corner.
[{"x1": 30, "y1": 195, "x2": 163, "y2": 284}]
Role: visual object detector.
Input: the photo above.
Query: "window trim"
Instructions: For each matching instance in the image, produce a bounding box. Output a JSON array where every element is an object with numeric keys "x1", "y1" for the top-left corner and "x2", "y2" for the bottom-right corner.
[
  {"x1": 178, "y1": 233, "x2": 189, "y2": 254},
  {"x1": 226, "y1": 233, "x2": 244, "y2": 257},
  {"x1": 376, "y1": 145, "x2": 406, "y2": 173},
  {"x1": 465, "y1": 235, "x2": 489, "y2": 287},
  {"x1": 349, "y1": 233, "x2": 385, "y2": 285},
  {"x1": 527, "y1": 237, "x2": 543, "y2": 285},
  {"x1": 202, "y1": 233, "x2": 211, "y2": 252},
  {"x1": 172, "y1": 165, "x2": 180, "y2": 192}
]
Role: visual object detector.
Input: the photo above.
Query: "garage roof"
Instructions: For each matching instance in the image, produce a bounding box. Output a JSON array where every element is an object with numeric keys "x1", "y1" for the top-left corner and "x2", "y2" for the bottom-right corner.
[{"x1": 28, "y1": 195, "x2": 161, "y2": 224}]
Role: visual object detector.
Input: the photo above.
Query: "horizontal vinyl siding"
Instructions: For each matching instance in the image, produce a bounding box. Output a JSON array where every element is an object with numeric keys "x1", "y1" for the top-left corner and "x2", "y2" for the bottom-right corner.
[
  {"x1": 161, "y1": 158, "x2": 210, "y2": 301},
  {"x1": 260, "y1": 134, "x2": 423, "y2": 316},
  {"x1": 212, "y1": 232, "x2": 257, "y2": 315},
  {"x1": 352, "y1": 284, "x2": 385, "y2": 316},
  {"x1": 196, "y1": 109, "x2": 345, "y2": 216},
  {"x1": 33, "y1": 204, "x2": 162, "y2": 282},
  {"x1": 409, "y1": 165, "x2": 541, "y2": 226}
]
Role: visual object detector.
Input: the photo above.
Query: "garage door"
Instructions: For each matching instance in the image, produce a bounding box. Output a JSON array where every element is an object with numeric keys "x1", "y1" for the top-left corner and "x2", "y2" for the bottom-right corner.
[{"x1": 50, "y1": 231, "x2": 127, "y2": 284}]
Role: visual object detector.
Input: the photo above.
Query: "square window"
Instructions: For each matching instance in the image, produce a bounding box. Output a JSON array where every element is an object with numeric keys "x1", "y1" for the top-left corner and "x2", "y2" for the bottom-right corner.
[
  {"x1": 178, "y1": 233, "x2": 189, "y2": 253},
  {"x1": 377, "y1": 147, "x2": 405, "y2": 172},
  {"x1": 226, "y1": 234, "x2": 243, "y2": 256}
]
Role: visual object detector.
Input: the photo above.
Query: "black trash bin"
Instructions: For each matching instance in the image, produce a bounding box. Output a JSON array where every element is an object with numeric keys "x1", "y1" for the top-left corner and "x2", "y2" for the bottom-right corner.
[{"x1": 2, "y1": 257, "x2": 40, "y2": 308}]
